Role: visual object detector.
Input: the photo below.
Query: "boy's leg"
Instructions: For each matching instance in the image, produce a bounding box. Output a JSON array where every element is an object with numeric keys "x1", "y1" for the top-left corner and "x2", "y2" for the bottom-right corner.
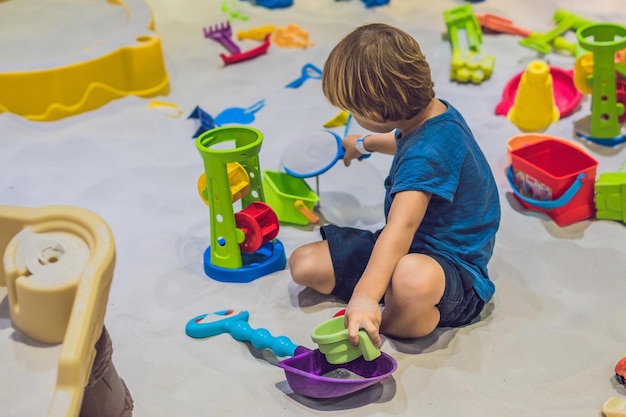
[
  {"x1": 289, "y1": 226, "x2": 379, "y2": 301},
  {"x1": 380, "y1": 253, "x2": 445, "y2": 339},
  {"x1": 289, "y1": 240, "x2": 336, "y2": 294}
]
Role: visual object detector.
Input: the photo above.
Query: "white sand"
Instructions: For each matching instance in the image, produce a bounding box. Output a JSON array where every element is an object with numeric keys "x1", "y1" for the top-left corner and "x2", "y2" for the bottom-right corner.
[{"x1": 2, "y1": 0, "x2": 626, "y2": 416}]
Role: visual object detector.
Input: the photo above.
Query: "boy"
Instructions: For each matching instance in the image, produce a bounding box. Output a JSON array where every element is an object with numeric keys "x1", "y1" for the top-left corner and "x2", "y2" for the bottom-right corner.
[{"x1": 289, "y1": 23, "x2": 500, "y2": 348}]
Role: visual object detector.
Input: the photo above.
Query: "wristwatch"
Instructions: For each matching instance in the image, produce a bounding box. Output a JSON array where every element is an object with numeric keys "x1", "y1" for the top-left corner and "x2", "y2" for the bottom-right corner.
[{"x1": 355, "y1": 135, "x2": 372, "y2": 156}]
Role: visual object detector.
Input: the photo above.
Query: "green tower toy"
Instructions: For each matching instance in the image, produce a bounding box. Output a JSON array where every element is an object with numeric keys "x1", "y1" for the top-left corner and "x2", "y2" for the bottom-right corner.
[
  {"x1": 195, "y1": 126, "x2": 285, "y2": 282},
  {"x1": 574, "y1": 23, "x2": 626, "y2": 146}
]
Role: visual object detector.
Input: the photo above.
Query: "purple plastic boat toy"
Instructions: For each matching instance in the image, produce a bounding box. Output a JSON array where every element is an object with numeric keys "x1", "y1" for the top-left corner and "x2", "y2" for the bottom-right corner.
[{"x1": 185, "y1": 309, "x2": 397, "y2": 399}]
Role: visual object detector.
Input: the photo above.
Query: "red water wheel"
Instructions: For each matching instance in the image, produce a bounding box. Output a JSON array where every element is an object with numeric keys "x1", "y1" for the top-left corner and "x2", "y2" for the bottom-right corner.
[{"x1": 234, "y1": 202, "x2": 280, "y2": 253}]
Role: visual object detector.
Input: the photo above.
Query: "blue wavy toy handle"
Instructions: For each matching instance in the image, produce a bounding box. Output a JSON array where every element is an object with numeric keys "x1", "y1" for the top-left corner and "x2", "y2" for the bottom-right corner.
[
  {"x1": 285, "y1": 63, "x2": 323, "y2": 89},
  {"x1": 185, "y1": 309, "x2": 300, "y2": 358},
  {"x1": 506, "y1": 165, "x2": 586, "y2": 210}
]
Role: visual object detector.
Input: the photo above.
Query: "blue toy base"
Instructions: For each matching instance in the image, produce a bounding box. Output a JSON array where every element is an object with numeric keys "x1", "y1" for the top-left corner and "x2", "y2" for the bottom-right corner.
[
  {"x1": 575, "y1": 130, "x2": 626, "y2": 147},
  {"x1": 574, "y1": 116, "x2": 626, "y2": 147},
  {"x1": 203, "y1": 239, "x2": 287, "y2": 283},
  {"x1": 361, "y1": 0, "x2": 390, "y2": 7}
]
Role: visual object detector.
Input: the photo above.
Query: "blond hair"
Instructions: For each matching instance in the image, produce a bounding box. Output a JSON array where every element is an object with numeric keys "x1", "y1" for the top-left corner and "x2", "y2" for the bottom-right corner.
[{"x1": 322, "y1": 23, "x2": 435, "y2": 122}]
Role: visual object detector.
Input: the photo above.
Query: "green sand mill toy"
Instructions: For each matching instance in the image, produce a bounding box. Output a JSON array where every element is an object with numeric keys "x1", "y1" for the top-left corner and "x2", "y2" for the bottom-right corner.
[{"x1": 195, "y1": 126, "x2": 286, "y2": 282}]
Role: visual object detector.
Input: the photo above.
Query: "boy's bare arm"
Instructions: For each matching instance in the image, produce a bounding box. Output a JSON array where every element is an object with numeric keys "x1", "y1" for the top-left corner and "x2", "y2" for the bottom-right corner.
[
  {"x1": 346, "y1": 190, "x2": 431, "y2": 346},
  {"x1": 360, "y1": 131, "x2": 397, "y2": 155}
]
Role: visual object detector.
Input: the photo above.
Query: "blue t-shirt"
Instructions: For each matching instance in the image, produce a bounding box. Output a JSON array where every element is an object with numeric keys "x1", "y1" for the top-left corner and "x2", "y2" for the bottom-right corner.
[{"x1": 383, "y1": 100, "x2": 500, "y2": 302}]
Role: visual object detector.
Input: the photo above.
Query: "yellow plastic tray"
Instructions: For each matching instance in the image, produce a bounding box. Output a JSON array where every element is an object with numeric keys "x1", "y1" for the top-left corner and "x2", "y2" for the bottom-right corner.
[{"x1": 0, "y1": 0, "x2": 169, "y2": 121}]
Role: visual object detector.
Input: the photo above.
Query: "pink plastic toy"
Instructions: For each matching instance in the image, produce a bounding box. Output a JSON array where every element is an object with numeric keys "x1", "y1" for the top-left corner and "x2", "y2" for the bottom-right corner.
[
  {"x1": 618, "y1": 78, "x2": 626, "y2": 123},
  {"x1": 204, "y1": 22, "x2": 271, "y2": 65},
  {"x1": 221, "y1": 35, "x2": 271, "y2": 65}
]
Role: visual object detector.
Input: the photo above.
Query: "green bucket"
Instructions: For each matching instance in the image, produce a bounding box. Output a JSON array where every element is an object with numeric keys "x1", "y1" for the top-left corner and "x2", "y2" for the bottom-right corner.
[
  {"x1": 311, "y1": 316, "x2": 381, "y2": 365},
  {"x1": 262, "y1": 170, "x2": 319, "y2": 225}
]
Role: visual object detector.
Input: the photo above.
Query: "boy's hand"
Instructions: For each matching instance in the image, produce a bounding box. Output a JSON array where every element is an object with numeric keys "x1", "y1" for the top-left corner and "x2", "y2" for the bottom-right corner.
[
  {"x1": 345, "y1": 294, "x2": 382, "y2": 348},
  {"x1": 341, "y1": 134, "x2": 365, "y2": 167}
]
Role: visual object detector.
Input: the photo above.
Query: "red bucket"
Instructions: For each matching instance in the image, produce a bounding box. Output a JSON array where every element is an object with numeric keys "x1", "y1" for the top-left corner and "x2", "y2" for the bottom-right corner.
[{"x1": 507, "y1": 138, "x2": 598, "y2": 226}]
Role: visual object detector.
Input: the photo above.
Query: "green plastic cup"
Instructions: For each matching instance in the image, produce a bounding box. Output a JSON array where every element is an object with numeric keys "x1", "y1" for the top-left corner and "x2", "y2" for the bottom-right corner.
[{"x1": 311, "y1": 316, "x2": 381, "y2": 364}]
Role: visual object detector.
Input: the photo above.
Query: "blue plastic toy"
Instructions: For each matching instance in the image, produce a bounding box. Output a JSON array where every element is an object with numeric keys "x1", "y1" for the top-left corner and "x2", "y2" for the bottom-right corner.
[
  {"x1": 185, "y1": 309, "x2": 398, "y2": 399},
  {"x1": 188, "y1": 105, "x2": 217, "y2": 138},
  {"x1": 188, "y1": 64, "x2": 321, "y2": 137},
  {"x1": 279, "y1": 113, "x2": 369, "y2": 180},
  {"x1": 361, "y1": 0, "x2": 390, "y2": 7},
  {"x1": 186, "y1": 309, "x2": 304, "y2": 357},
  {"x1": 212, "y1": 63, "x2": 322, "y2": 126},
  {"x1": 213, "y1": 100, "x2": 265, "y2": 127},
  {"x1": 243, "y1": 0, "x2": 293, "y2": 9},
  {"x1": 284, "y1": 63, "x2": 322, "y2": 89}
]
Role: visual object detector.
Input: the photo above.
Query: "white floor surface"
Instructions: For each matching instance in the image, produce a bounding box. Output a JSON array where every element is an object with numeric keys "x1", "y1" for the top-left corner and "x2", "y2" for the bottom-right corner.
[{"x1": 2, "y1": 1, "x2": 626, "y2": 416}]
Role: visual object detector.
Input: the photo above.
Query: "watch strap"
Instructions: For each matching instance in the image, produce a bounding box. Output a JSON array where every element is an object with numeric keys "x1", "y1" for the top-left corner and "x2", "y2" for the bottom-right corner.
[{"x1": 355, "y1": 135, "x2": 372, "y2": 155}]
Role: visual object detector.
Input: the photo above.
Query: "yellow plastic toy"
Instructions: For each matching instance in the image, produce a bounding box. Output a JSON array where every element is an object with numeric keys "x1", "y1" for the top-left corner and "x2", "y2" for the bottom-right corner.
[
  {"x1": 197, "y1": 162, "x2": 251, "y2": 205},
  {"x1": 507, "y1": 60, "x2": 560, "y2": 132},
  {"x1": 574, "y1": 52, "x2": 595, "y2": 94},
  {"x1": 602, "y1": 397, "x2": 626, "y2": 417},
  {"x1": 0, "y1": 0, "x2": 170, "y2": 121},
  {"x1": 444, "y1": 4, "x2": 495, "y2": 84},
  {"x1": 0, "y1": 204, "x2": 125, "y2": 417},
  {"x1": 272, "y1": 24, "x2": 314, "y2": 49},
  {"x1": 323, "y1": 110, "x2": 351, "y2": 128},
  {"x1": 237, "y1": 25, "x2": 276, "y2": 42},
  {"x1": 148, "y1": 100, "x2": 184, "y2": 118},
  {"x1": 237, "y1": 23, "x2": 314, "y2": 49}
]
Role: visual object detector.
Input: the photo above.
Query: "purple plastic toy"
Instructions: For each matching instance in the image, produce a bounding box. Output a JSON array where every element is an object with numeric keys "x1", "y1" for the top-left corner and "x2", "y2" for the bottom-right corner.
[
  {"x1": 204, "y1": 22, "x2": 240, "y2": 54},
  {"x1": 185, "y1": 310, "x2": 397, "y2": 399},
  {"x1": 277, "y1": 347, "x2": 397, "y2": 398}
]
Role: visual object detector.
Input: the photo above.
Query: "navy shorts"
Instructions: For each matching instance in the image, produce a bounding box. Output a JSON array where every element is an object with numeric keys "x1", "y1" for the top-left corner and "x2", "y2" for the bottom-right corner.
[{"x1": 320, "y1": 225, "x2": 485, "y2": 328}]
